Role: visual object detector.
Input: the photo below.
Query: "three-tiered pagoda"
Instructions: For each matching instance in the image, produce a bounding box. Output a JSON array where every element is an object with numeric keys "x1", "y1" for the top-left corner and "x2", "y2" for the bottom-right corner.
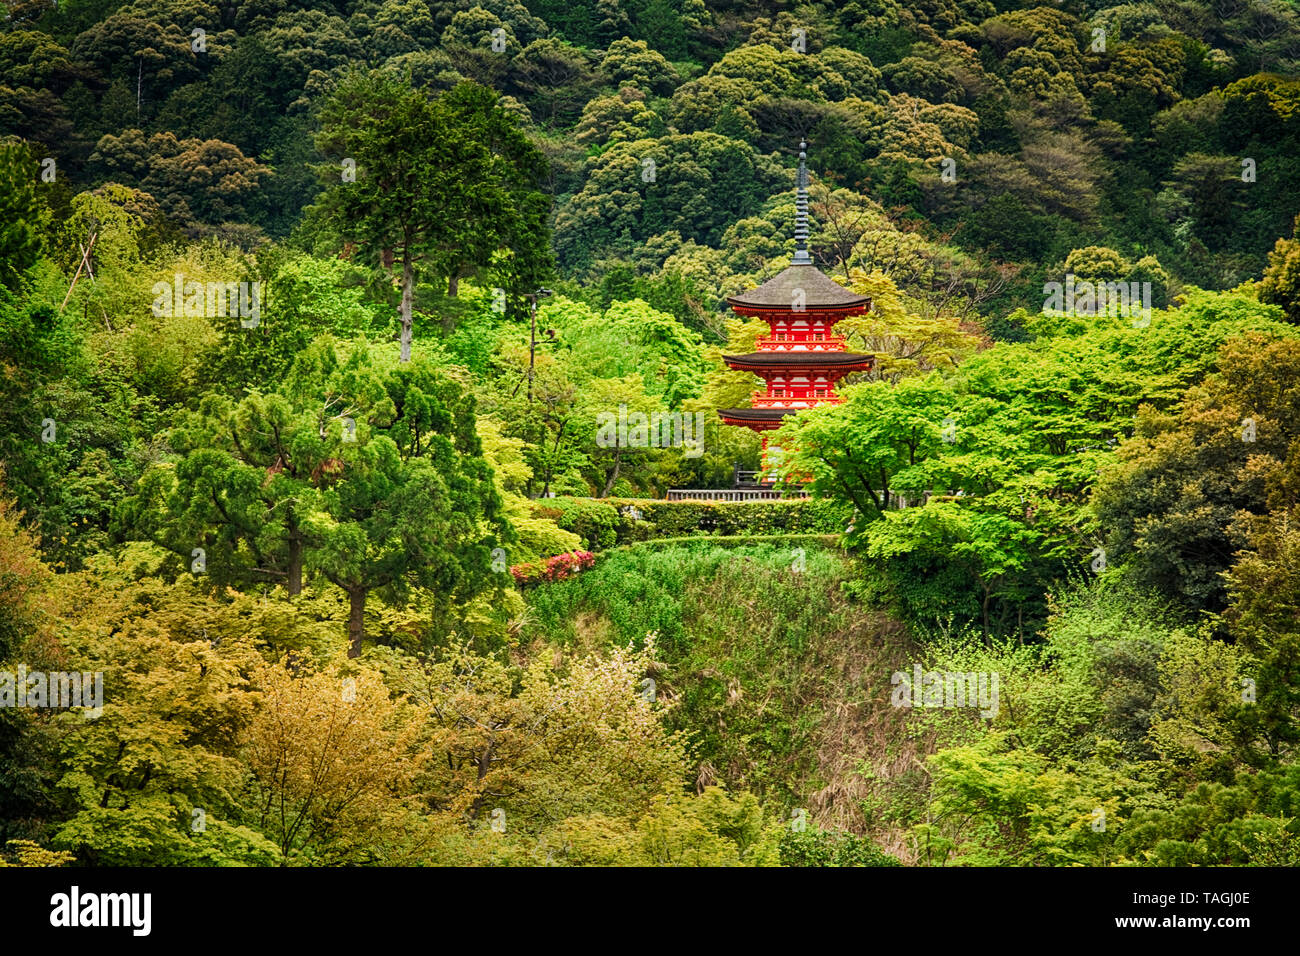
[{"x1": 718, "y1": 143, "x2": 873, "y2": 462}]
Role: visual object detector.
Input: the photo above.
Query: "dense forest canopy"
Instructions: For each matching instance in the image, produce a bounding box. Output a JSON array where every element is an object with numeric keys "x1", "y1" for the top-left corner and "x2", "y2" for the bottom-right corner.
[{"x1": 1, "y1": 0, "x2": 1300, "y2": 868}]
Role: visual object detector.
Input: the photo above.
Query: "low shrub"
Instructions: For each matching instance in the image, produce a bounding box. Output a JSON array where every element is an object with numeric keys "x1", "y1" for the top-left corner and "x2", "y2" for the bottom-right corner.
[
  {"x1": 528, "y1": 496, "x2": 852, "y2": 549},
  {"x1": 779, "y1": 828, "x2": 902, "y2": 867},
  {"x1": 510, "y1": 550, "x2": 596, "y2": 587},
  {"x1": 529, "y1": 498, "x2": 622, "y2": 549}
]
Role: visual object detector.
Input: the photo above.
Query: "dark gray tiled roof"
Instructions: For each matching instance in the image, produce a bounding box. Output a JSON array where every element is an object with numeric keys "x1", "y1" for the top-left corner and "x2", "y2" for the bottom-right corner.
[
  {"x1": 722, "y1": 350, "x2": 873, "y2": 368},
  {"x1": 726, "y1": 264, "x2": 870, "y2": 310},
  {"x1": 717, "y1": 408, "x2": 796, "y2": 422}
]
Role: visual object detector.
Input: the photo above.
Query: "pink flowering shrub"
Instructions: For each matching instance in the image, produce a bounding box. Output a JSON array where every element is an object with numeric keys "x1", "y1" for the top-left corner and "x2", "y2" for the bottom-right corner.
[{"x1": 509, "y1": 550, "x2": 595, "y2": 586}]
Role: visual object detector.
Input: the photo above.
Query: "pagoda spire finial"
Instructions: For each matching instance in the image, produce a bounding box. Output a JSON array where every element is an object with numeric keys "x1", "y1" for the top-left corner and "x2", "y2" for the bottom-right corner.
[{"x1": 792, "y1": 140, "x2": 812, "y2": 265}]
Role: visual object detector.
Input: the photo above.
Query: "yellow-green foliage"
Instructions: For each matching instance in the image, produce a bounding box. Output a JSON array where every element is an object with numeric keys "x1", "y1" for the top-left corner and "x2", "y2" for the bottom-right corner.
[
  {"x1": 837, "y1": 269, "x2": 979, "y2": 381},
  {"x1": 478, "y1": 416, "x2": 581, "y2": 563},
  {"x1": 0, "y1": 840, "x2": 75, "y2": 867}
]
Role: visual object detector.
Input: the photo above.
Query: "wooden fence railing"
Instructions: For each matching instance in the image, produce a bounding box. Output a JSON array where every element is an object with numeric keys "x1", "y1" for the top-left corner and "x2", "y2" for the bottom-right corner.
[{"x1": 665, "y1": 488, "x2": 805, "y2": 501}]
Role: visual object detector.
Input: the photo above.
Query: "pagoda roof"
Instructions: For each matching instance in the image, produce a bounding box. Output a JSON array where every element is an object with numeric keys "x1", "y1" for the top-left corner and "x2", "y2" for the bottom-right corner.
[
  {"x1": 722, "y1": 350, "x2": 873, "y2": 369},
  {"x1": 726, "y1": 263, "x2": 870, "y2": 311},
  {"x1": 717, "y1": 407, "x2": 795, "y2": 427}
]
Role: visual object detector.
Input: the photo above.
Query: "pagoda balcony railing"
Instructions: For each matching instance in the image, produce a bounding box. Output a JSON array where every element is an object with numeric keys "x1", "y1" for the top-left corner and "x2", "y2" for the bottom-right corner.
[
  {"x1": 665, "y1": 488, "x2": 807, "y2": 501},
  {"x1": 662, "y1": 488, "x2": 923, "y2": 506},
  {"x1": 755, "y1": 336, "x2": 848, "y2": 350},
  {"x1": 752, "y1": 393, "x2": 845, "y2": 407}
]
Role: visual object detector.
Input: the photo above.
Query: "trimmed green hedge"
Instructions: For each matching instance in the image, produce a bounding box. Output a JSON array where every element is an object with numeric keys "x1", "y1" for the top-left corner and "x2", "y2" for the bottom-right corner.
[
  {"x1": 529, "y1": 497, "x2": 623, "y2": 550},
  {"x1": 527, "y1": 496, "x2": 852, "y2": 550},
  {"x1": 601, "y1": 533, "x2": 841, "y2": 555}
]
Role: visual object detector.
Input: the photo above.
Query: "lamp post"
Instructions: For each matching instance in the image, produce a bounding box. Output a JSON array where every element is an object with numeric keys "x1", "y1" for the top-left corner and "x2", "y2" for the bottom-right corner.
[{"x1": 525, "y1": 288, "x2": 553, "y2": 404}]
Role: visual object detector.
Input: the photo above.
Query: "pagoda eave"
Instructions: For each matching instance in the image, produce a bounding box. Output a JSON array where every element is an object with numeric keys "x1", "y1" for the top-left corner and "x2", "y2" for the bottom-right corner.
[
  {"x1": 728, "y1": 301, "x2": 871, "y2": 318},
  {"x1": 722, "y1": 353, "x2": 874, "y2": 374},
  {"x1": 724, "y1": 262, "x2": 872, "y2": 312},
  {"x1": 718, "y1": 408, "x2": 794, "y2": 430}
]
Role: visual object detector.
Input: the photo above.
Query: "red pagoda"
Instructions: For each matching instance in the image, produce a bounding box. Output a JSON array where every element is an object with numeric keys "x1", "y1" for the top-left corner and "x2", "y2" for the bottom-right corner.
[{"x1": 718, "y1": 143, "x2": 873, "y2": 463}]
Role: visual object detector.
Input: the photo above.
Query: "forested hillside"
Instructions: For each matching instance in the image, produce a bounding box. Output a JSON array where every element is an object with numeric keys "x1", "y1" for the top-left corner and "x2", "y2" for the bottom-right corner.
[{"x1": 2, "y1": 0, "x2": 1300, "y2": 868}]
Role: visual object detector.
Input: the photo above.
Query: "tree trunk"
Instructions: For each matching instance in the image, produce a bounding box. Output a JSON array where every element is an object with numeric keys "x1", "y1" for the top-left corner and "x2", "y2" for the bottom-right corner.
[
  {"x1": 287, "y1": 534, "x2": 303, "y2": 597},
  {"x1": 440, "y1": 274, "x2": 461, "y2": 336},
  {"x1": 541, "y1": 423, "x2": 566, "y2": 497},
  {"x1": 399, "y1": 256, "x2": 414, "y2": 363},
  {"x1": 601, "y1": 451, "x2": 622, "y2": 497},
  {"x1": 468, "y1": 737, "x2": 496, "y2": 818},
  {"x1": 347, "y1": 587, "x2": 366, "y2": 659},
  {"x1": 981, "y1": 584, "x2": 992, "y2": 640}
]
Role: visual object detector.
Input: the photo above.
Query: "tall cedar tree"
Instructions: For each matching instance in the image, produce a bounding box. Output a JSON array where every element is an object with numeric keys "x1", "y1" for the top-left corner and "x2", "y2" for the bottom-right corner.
[{"x1": 314, "y1": 72, "x2": 551, "y2": 358}]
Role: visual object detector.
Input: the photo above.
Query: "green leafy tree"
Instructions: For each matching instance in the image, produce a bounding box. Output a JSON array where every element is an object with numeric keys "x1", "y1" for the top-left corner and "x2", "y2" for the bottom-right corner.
[
  {"x1": 866, "y1": 501, "x2": 1042, "y2": 634},
  {"x1": 0, "y1": 138, "x2": 49, "y2": 289},
  {"x1": 776, "y1": 374, "x2": 954, "y2": 521},
  {"x1": 128, "y1": 339, "x2": 504, "y2": 656},
  {"x1": 313, "y1": 71, "x2": 443, "y2": 362},
  {"x1": 89, "y1": 130, "x2": 270, "y2": 226},
  {"x1": 314, "y1": 72, "x2": 550, "y2": 360},
  {"x1": 600, "y1": 38, "x2": 678, "y2": 96},
  {"x1": 1095, "y1": 333, "x2": 1300, "y2": 615},
  {"x1": 554, "y1": 132, "x2": 783, "y2": 273},
  {"x1": 304, "y1": 348, "x2": 505, "y2": 656},
  {"x1": 509, "y1": 38, "x2": 599, "y2": 127},
  {"x1": 574, "y1": 87, "x2": 664, "y2": 147},
  {"x1": 1259, "y1": 214, "x2": 1300, "y2": 323}
]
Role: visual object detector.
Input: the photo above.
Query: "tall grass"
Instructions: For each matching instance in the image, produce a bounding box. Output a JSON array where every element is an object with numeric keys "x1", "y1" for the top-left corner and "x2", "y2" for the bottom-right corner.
[
  {"x1": 524, "y1": 540, "x2": 913, "y2": 812},
  {"x1": 527, "y1": 540, "x2": 847, "y2": 656}
]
